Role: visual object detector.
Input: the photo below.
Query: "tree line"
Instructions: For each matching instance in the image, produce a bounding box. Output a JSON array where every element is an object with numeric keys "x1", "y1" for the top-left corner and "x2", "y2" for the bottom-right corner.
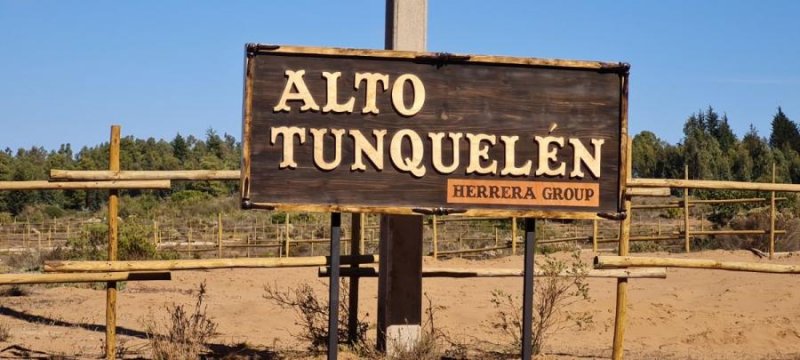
[
  {"x1": 633, "y1": 107, "x2": 800, "y2": 184},
  {"x1": 0, "y1": 129, "x2": 240, "y2": 215},
  {"x1": 0, "y1": 108, "x2": 798, "y2": 222}
]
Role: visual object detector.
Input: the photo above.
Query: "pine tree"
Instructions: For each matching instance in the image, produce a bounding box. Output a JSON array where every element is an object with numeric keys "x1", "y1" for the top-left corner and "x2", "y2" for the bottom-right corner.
[
  {"x1": 172, "y1": 133, "x2": 189, "y2": 162},
  {"x1": 769, "y1": 107, "x2": 800, "y2": 152}
]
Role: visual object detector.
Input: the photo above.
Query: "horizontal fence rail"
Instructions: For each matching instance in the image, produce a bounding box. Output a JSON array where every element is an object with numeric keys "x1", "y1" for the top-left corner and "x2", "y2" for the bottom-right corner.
[
  {"x1": 44, "y1": 255, "x2": 379, "y2": 273},
  {"x1": 318, "y1": 266, "x2": 667, "y2": 279},
  {"x1": 595, "y1": 255, "x2": 800, "y2": 274},
  {"x1": 0, "y1": 180, "x2": 171, "y2": 190},
  {"x1": 0, "y1": 271, "x2": 171, "y2": 285},
  {"x1": 50, "y1": 169, "x2": 240, "y2": 181}
]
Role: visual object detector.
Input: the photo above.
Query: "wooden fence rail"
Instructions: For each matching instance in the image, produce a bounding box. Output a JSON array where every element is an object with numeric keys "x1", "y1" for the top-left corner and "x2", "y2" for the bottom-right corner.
[
  {"x1": 44, "y1": 255, "x2": 379, "y2": 273},
  {"x1": 595, "y1": 255, "x2": 800, "y2": 274},
  {"x1": 0, "y1": 271, "x2": 171, "y2": 285},
  {"x1": 0, "y1": 180, "x2": 170, "y2": 190},
  {"x1": 50, "y1": 169, "x2": 240, "y2": 181},
  {"x1": 319, "y1": 266, "x2": 668, "y2": 279}
]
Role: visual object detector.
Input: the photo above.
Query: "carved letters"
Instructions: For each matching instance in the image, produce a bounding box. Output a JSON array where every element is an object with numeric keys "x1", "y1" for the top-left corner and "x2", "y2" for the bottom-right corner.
[
  {"x1": 274, "y1": 70, "x2": 425, "y2": 116},
  {"x1": 268, "y1": 70, "x2": 605, "y2": 179}
]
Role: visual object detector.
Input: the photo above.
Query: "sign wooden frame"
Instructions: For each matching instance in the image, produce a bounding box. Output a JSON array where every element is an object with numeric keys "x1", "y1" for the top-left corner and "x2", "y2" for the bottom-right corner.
[{"x1": 241, "y1": 44, "x2": 629, "y2": 220}]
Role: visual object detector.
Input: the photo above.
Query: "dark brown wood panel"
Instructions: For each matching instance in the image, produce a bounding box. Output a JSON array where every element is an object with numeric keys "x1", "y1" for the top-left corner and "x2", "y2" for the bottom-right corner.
[{"x1": 241, "y1": 45, "x2": 628, "y2": 218}]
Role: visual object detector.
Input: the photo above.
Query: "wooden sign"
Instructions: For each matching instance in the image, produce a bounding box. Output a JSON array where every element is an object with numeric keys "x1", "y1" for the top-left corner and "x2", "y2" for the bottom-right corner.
[{"x1": 241, "y1": 44, "x2": 629, "y2": 219}]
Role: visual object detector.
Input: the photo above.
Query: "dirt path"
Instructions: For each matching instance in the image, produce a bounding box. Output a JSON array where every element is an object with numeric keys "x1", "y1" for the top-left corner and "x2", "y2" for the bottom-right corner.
[{"x1": 1, "y1": 250, "x2": 799, "y2": 359}]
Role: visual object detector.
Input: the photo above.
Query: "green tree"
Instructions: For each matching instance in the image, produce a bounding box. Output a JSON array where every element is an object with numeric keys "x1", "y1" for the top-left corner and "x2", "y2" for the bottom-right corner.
[
  {"x1": 632, "y1": 131, "x2": 662, "y2": 178},
  {"x1": 769, "y1": 107, "x2": 800, "y2": 153},
  {"x1": 172, "y1": 133, "x2": 188, "y2": 162}
]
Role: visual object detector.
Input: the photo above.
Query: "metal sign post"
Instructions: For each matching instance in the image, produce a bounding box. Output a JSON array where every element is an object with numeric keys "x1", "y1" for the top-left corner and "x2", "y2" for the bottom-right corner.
[
  {"x1": 522, "y1": 218, "x2": 537, "y2": 359},
  {"x1": 328, "y1": 213, "x2": 342, "y2": 360}
]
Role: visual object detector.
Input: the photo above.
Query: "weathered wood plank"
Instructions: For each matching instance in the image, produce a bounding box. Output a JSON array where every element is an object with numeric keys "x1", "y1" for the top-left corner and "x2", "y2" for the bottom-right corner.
[
  {"x1": 0, "y1": 180, "x2": 170, "y2": 190},
  {"x1": 596, "y1": 255, "x2": 800, "y2": 273},
  {"x1": 50, "y1": 170, "x2": 239, "y2": 181},
  {"x1": 44, "y1": 255, "x2": 379, "y2": 273},
  {"x1": 242, "y1": 45, "x2": 626, "y2": 218}
]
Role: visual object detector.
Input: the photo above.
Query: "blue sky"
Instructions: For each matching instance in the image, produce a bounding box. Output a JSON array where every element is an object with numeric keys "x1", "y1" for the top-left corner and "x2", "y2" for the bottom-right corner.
[{"x1": 1, "y1": 1, "x2": 798, "y2": 151}]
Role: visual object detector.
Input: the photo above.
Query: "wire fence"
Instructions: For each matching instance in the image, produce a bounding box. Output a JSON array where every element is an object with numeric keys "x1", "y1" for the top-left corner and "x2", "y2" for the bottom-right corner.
[{"x1": 0, "y1": 212, "x2": 696, "y2": 259}]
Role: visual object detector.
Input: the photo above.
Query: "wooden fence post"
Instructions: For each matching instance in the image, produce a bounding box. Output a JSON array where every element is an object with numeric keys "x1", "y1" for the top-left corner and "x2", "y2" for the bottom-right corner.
[
  {"x1": 246, "y1": 234, "x2": 251, "y2": 258},
  {"x1": 348, "y1": 212, "x2": 362, "y2": 344},
  {"x1": 106, "y1": 125, "x2": 121, "y2": 359},
  {"x1": 684, "y1": 165, "x2": 691, "y2": 253},
  {"x1": 458, "y1": 235, "x2": 463, "y2": 259},
  {"x1": 432, "y1": 215, "x2": 438, "y2": 260},
  {"x1": 509, "y1": 217, "x2": 516, "y2": 256},
  {"x1": 770, "y1": 163, "x2": 777, "y2": 259},
  {"x1": 541, "y1": 219, "x2": 546, "y2": 242},
  {"x1": 700, "y1": 212, "x2": 705, "y2": 232},
  {"x1": 611, "y1": 132, "x2": 633, "y2": 360},
  {"x1": 359, "y1": 213, "x2": 366, "y2": 253},
  {"x1": 285, "y1": 213, "x2": 291, "y2": 257},
  {"x1": 657, "y1": 219, "x2": 662, "y2": 236},
  {"x1": 218, "y1": 213, "x2": 223, "y2": 259},
  {"x1": 592, "y1": 219, "x2": 599, "y2": 253},
  {"x1": 152, "y1": 220, "x2": 158, "y2": 246}
]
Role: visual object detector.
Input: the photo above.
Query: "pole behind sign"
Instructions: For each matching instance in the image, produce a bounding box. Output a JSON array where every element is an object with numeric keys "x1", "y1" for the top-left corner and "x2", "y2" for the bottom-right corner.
[{"x1": 377, "y1": 0, "x2": 427, "y2": 352}]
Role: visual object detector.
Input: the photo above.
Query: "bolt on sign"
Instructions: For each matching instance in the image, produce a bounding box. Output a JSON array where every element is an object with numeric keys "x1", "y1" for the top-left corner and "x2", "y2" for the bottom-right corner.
[{"x1": 240, "y1": 44, "x2": 630, "y2": 219}]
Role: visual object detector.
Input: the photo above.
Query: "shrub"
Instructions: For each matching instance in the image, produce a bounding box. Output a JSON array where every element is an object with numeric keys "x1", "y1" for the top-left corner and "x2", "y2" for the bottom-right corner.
[
  {"x1": 119, "y1": 222, "x2": 158, "y2": 260},
  {"x1": 144, "y1": 282, "x2": 217, "y2": 360},
  {"x1": 66, "y1": 223, "x2": 107, "y2": 260},
  {"x1": 169, "y1": 190, "x2": 211, "y2": 203},
  {"x1": 43, "y1": 205, "x2": 65, "y2": 219},
  {"x1": 488, "y1": 250, "x2": 592, "y2": 355},
  {"x1": 119, "y1": 194, "x2": 160, "y2": 218},
  {"x1": 6, "y1": 250, "x2": 44, "y2": 272},
  {"x1": 630, "y1": 241, "x2": 664, "y2": 253},
  {"x1": 385, "y1": 293, "x2": 445, "y2": 360},
  {"x1": 0, "y1": 212, "x2": 12, "y2": 225},
  {"x1": 263, "y1": 280, "x2": 368, "y2": 352},
  {"x1": 66, "y1": 221, "x2": 159, "y2": 260}
]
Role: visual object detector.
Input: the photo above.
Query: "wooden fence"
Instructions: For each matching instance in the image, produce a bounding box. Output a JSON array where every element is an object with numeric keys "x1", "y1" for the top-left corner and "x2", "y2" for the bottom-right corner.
[{"x1": 1, "y1": 125, "x2": 798, "y2": 360}]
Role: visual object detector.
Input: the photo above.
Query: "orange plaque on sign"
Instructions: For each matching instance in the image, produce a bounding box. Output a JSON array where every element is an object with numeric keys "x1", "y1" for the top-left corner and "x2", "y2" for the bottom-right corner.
[{"x1": 446, "y1": 179, "x2": 599, "y2": 207}]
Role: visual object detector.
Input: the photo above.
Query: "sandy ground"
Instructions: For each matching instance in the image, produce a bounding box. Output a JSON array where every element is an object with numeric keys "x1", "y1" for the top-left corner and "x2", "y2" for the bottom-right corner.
[{"x1": 1, "y1": 249, "x2": 800, "y2": 359}]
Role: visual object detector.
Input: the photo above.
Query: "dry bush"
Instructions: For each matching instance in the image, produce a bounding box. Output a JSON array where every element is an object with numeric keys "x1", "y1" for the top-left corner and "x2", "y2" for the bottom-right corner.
[
  {"x1": 488, "y1": 250, "x2": 592, "y2": 355},
  {"x1": 630, "y1": 240, "x2": 666, "y2": 253},
  {"x1": 6, "y1": 250, "x2": 43, "y2": 272},
  {"x1": 384, "y1": 293, "x2": 446, "y2": 360},
  {"x1": 349, "y1": 293, "x2": 448, "y2": 360},
  {"x1": 694, "y1": 208, "x2": 800, "y2": 252},
  {"x1": 0, "y1": 322, "x2": 10, "y2": 342},
  {"x1": 144, "y1": 281, "x2": 218, "y2": 360},
  {"x1": 263, "y1": 279, "x2": 368, "y2": 352}
]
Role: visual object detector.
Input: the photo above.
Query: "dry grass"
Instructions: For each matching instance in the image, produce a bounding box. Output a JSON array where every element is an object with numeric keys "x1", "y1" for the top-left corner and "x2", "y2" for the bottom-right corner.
[{"x1": 144, "y1": 281, "x2": 218, "y2": 360}]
